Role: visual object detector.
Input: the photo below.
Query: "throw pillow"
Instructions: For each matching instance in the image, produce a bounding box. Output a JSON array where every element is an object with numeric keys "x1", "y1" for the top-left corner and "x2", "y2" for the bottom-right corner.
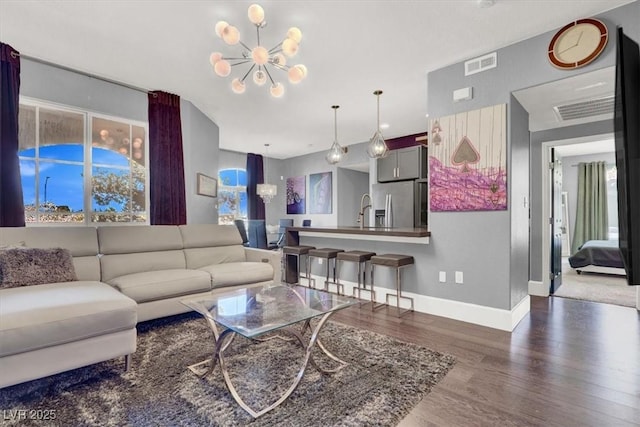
[{"x1": 0, "y1": 247, "x2": 78, "y2": 288}]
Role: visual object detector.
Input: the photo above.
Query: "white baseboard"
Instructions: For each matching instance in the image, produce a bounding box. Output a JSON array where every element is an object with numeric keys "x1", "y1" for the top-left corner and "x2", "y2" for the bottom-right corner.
[
  {"x1": 307, "y1": 274, "x2": 530, "y2": 332},
  {"x1": 528, "y1": 280, "x2": 548, "y2": 297}
]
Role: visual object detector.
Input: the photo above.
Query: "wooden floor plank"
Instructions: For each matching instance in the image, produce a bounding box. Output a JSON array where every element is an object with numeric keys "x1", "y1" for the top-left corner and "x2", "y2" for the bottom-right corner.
[{"x1": 333, "y1": 295, "x2": 640, "y2": 426}]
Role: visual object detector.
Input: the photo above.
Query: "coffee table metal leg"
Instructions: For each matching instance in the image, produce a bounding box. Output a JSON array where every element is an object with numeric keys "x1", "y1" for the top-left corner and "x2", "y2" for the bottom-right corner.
[{"x1": 191, "y1": 309, "x2": 347, "y2": 418}]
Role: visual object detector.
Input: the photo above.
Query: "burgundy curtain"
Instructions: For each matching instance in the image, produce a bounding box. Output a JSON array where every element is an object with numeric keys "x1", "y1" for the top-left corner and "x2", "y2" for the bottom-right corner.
[
  {"x1": 246, "y1": 153, "x2": 265, "y2": 220},
  {"x1": 0, "y1": 42, "x2": 25, "y2": 227},
  {"x1": 148, "y1": 91, "x2": 186, "y2": 225}
]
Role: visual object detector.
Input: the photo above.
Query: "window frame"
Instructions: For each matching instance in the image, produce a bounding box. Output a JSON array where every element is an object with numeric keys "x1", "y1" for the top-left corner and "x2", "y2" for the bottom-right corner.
[
  {"x1": 18, "y1": 96, "x2": 150, "y2": 226},
  {"x1": 217, "y1": 168, "x2": 248, "y2": 225}
]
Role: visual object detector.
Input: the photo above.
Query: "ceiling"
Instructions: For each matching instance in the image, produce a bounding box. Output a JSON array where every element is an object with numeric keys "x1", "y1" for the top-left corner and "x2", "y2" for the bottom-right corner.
[
  {"x1": 0, "y1": 0, "x2": 634, "y2": 159},
  {"x1": 554, "y1": 138, "x2": 614, "y2": 157}
]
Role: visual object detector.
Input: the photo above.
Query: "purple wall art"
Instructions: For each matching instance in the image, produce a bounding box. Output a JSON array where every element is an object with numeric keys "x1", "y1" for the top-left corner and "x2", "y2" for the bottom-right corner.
[{"x1": 286, "y1": 175, "x2": 306, "y2": 214}]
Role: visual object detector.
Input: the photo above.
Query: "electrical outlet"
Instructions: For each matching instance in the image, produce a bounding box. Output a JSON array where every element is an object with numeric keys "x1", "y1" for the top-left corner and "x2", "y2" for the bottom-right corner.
[
  {"x1": 318, "y1": 258, "x2": 323, "y2": 265},
  {"x1": 439, "y1": 271, "x2": 446, "y2": 283},
  {"x1": 455, "y1": 271, "x2": 463, "y2": 284}
]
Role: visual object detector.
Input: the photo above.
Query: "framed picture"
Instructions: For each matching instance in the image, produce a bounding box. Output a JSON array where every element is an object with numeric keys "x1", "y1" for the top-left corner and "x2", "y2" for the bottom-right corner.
[
  {"x1": 286, "y1": 175, "x2": 306, "y2": 214},
  {"x1": 309, "y1": 172, "x2": 332, "y2": 214},
  {"x1": 196, "y1": 173, "x2": 217, "y2": 198}
]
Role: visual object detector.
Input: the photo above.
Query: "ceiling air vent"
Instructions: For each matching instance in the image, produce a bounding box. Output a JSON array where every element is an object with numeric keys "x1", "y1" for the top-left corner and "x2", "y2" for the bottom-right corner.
[
  {"x1": 553, "y1": 95, "x2": 615, "y2": 121},
  {"x1": 464, "y1": 52, "x2": 497, "y2": 76}
]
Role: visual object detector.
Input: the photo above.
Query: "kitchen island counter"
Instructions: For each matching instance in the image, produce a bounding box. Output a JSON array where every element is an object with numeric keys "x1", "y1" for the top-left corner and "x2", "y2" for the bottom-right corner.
[{"x1": 285, "y1": 226, "x2": 430, "y2": 245}]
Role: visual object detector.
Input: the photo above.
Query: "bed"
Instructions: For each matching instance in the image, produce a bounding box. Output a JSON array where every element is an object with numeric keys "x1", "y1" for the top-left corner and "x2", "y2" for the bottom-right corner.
[{"x1": 568, "y1": 239, "x2": 627, "y2": 275}]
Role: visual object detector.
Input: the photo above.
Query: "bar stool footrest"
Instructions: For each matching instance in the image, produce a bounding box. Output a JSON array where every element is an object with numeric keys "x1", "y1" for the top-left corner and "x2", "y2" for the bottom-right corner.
[{"x1": 385, "y1": 293, "x2": 414, "y2": 316}]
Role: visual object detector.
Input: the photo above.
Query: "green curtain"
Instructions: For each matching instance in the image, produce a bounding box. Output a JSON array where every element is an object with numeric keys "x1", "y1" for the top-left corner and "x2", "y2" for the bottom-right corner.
[{"x1": 571, "y1": 161, "x2": 608, "y2": 254}]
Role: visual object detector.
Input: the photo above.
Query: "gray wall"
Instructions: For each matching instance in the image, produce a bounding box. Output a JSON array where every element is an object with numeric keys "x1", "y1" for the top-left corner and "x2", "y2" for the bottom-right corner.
[
  {"x1": 181, "y1": 99, "x2": 219, "y2": 224},
  {"x1": 529, "y1": 119, "x2": 613, "y2": 280},
  {"x1": 426, "y1": 1, "x2": 638, "y2": 308},
  {"x1": 337, "y1": 168, "x2": 369, "y2": 227},
  {"x1": 509, "y1": 97, "x2": 530, "y2": 308},
  {"x1": 20, "y1": 58, "x2": 220, "y2": 225},
  {"x1": 562, "y1": 151, "x2": 616, "y2": 243}
]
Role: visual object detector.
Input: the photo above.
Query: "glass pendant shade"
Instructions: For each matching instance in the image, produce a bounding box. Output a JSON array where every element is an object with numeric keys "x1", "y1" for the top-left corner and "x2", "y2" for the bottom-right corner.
[
  {"x1": 367, "y1": 90, "x2": 389, "y2": 159},
  {"x1": 367, "y1": 130, "x2": 388, "y2": 158},
  {"x1": 326, "y1": 105, "x2": 345, "y2": 165},
  {"x1": 214, "y1": 60, "x2": 231, "y2": 77},
  {"x1": 231, "y1": 78, "x2": 246, "y2": 94},
  {"x1": 222, "y1": 25, "x2": 240, "y2": 45},
  {"x1": 253, "y1": 69, "x2": 267, "y2": 85},
  {"x1": 326, "y1": 141, "x2": 344, "y2": 165}
]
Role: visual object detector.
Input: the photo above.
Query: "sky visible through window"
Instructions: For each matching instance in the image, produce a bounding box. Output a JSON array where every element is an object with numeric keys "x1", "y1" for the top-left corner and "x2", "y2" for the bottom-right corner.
[{"x1": 20, "y1": 144, "x2": 130, "y2": 212}]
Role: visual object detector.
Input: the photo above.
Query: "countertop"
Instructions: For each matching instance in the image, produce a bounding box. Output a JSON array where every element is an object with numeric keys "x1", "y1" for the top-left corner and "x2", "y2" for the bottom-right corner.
[{"x1": 287, "y1": 226, "x2": 430, "y2": 238}]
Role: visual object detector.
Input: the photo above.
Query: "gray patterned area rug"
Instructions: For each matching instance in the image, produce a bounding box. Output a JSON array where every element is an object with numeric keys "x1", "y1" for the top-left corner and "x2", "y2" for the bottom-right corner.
[{"x1": 0, "y1": 313, "x2": 455, "y2": 426}]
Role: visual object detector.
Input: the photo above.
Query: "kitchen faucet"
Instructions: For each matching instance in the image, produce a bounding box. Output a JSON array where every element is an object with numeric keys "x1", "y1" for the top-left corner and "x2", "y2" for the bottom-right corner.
[{"x1": 357, "y1": 193, "x2": 372, "y2": 229}]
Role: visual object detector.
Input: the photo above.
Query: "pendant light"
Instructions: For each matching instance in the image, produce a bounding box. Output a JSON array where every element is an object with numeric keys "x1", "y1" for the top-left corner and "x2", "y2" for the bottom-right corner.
[
  {"x1": 326, "y1": 105, "x2": 346, "y2": 165},
  {"x1": 367, "y1": 90, "x2": 389, "y2": 159},
  {"x1": 257, "y1": 144, "x2": 277, "y2": 203}
]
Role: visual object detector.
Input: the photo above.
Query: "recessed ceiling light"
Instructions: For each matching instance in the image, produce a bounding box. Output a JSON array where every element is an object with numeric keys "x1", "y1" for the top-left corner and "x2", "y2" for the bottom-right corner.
[
  {"x1": 575, "y1": 82, "x2": 606, "y2": 91},
  {"x1": 380, "y1": 123, "x2": 390, "y2": 130},
  {"x1": 425, "y1": 113, "x2": 430, "y2": 118}
]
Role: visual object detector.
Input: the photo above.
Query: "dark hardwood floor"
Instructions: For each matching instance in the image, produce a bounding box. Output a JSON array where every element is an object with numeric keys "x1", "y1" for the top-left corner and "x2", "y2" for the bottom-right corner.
[{"x1": 332, "y1": 296, "x2": 640, "y2": 427}]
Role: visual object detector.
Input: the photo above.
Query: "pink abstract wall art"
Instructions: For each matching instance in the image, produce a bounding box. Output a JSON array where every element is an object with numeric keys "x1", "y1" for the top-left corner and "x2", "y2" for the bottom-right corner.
[{"x1": 429, "y1": 104, "x2": 507, "y2": 212}]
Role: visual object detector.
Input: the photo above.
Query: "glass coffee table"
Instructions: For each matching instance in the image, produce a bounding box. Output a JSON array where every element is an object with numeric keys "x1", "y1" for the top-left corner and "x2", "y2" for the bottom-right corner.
[{"x1": 181, "y1": 283, "x2": 358, "y2": 418}]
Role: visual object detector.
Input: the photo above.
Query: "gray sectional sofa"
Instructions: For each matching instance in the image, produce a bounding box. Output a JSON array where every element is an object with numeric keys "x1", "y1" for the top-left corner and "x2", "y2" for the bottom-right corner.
[{"x1": 0, "y1": 224, "x2": 281, "y2": 388}]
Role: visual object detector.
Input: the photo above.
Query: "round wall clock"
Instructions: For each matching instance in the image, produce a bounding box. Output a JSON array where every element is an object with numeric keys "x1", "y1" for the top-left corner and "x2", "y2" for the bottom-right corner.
[{"x1": 548, "y1": 18, "x2": 608, "y2": 69}]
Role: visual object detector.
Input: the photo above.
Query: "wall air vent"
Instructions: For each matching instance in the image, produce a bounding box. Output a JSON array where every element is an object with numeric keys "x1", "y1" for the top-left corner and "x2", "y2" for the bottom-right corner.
[
  {"x1": 464, "y1": 52, "x2": 497, "y2": 76},
  {"x1": 553, "y1": 95, "x2": 615, "y2": 121}
]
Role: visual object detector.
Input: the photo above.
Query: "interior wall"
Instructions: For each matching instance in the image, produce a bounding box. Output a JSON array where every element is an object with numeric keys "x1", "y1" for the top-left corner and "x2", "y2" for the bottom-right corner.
[
  {"x1": 181, "y1": 99, "x2": 219, "y2": 224},
  {"x1": 336, "y1": 168, "x2": 369, "y2": 227},
  {"x1": 510, "y1": 96, "x2": 531, "y2": 308},
  {"x1": 562, "y1": 151, "x2": 616, "y2": 242}
]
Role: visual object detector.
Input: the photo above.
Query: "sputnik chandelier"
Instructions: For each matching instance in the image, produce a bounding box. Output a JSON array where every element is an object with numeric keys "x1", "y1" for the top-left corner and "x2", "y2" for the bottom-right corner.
[{"x1": 210, "y1": 4, "x2": 307, "y2": 98}]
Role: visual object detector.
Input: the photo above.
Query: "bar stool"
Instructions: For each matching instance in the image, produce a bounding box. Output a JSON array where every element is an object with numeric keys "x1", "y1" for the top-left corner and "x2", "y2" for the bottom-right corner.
[
  {"x1": 371, "y1": 254, "x2": 415, "y2": 316},
  {"x1": 334, "y1": 250, "x2": 377, "y2": 302},
  {"x1": 282, "y1": 245, "x2": 315, "y2": 286},
  {"x1": 307, "y1": 248, "x2": 344, "y2": 292}
]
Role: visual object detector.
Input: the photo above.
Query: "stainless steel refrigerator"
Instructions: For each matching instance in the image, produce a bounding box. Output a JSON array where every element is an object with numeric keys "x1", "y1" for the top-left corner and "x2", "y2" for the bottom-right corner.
[{"x1": 372, "y1": 181, "x2": 416, "y2": 228}]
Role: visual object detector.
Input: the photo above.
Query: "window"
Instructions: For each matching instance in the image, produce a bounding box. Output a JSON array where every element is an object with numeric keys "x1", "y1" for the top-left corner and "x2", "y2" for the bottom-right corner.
[
  {"x1": 18, "y1": 99, "x2": 148, "y2": 224},
  {"x1": 218, "y1": 168, "x2": 247, "y2": 225}
]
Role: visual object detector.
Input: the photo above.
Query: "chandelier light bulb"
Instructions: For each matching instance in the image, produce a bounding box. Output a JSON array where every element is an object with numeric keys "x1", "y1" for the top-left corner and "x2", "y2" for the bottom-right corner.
[
  {"x1": 215, "y1": 21, "x2": 228, "y2": 38},
  {"x1": 288, "y1": 65, "x2": 304, "y2": 84},
  {"x1": 272, "y1": 53, "x2": 286, "y2": 67},
  {"x1": 287, "y1": 27, "x2": 302, "y2": 43},
  {"x1": 231, "y1": 78, "x2": 246, "y2": 94},
  {"x1": 222, "y1": 25, "x2": 240, "y2": 45},
  {"x1": 282, "y1": 38, "x2": 299, "y2": 57},
  {"x1": 214, "y1": 59, "x2": 231, "y2": 77},
  {"x1": 253, "y1": 69, "x2": 267, "y2": 85},
  {"x1": 251, "y1": 46, "x2": 269, "y2": 65},
  {"x1": 296, "y1": 64, "x2": 307, "y2": 77},
  {"x1": 270, "y1": 82, "x2": 284, "y2": 98},
  {"x1": 248, "y1": 4, "x2": 265, "y2": 25},
  {"x1": 209, "y1": 52, "x2": 222, "y2": 66}
]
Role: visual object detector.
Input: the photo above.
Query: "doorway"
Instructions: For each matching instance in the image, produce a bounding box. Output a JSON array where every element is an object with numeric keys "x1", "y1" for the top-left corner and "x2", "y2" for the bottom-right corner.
[{"x1": 541, "y1": 136, "x2": 636, "y2": 307}]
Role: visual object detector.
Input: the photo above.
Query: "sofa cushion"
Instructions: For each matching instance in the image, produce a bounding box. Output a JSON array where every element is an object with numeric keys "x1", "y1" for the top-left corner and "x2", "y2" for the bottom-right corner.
[
  {"x1": 0, "y1": 248, "x2": 77, "y2": 288},
  {"x1": 179, "y1": 224, "x2": 242, "y2": 248},
  {"x1": 200, "y1": 262, "x2": 273, "y2": 289},
  {"x1": 0, "y1": 281, "x2": 137, "y2": 357},
  {"x1": 183, "y1": 246, "x2": 246, "y2": 269},
  {"x1": 108, "y1": 269, "x2": 212, "y2": 303}
]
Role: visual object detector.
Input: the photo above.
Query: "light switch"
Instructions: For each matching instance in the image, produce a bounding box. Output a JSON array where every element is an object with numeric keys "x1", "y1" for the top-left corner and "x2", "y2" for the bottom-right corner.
[
  {"x1": 439, "y1": 271, "x2": 446, "y2": 283},
  {"x1": 455, "y1": 271, "x2": 463, "y2": 284}
]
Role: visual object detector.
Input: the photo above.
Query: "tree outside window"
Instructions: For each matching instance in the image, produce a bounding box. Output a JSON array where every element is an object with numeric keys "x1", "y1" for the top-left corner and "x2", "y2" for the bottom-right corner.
[{"x1": 218, "y1": 168, "x2": 248, "y2": 225}]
